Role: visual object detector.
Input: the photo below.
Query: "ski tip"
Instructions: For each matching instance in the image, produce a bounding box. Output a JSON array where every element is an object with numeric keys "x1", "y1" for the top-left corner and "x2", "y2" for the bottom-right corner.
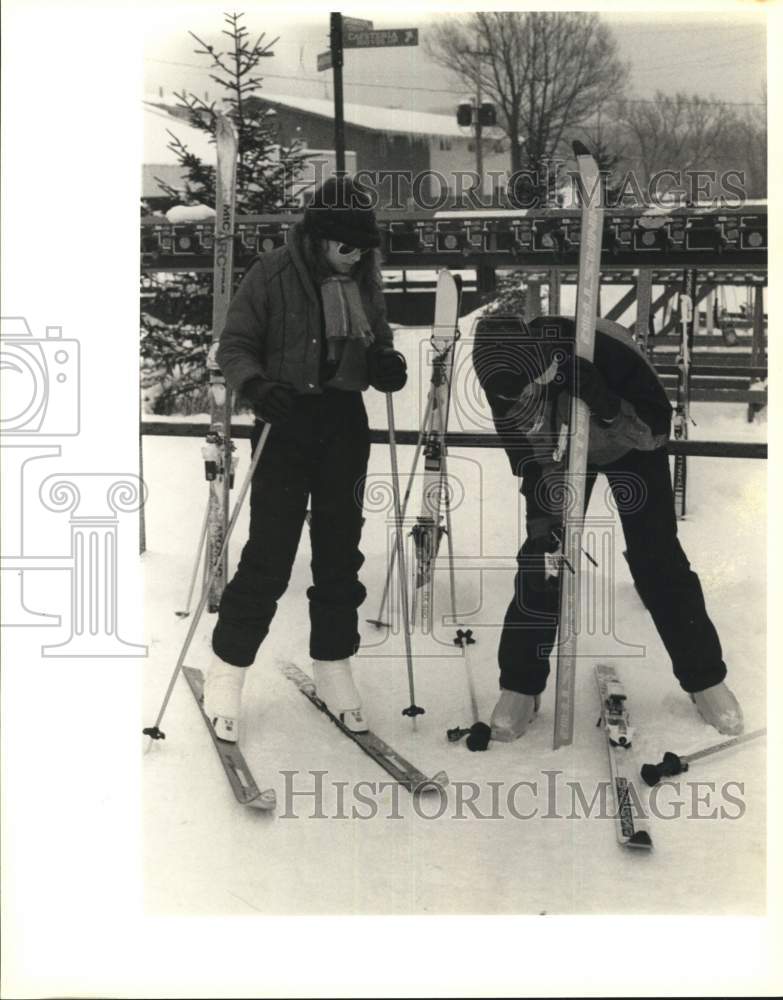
[
  {"x1": 416, "y1": 770, "x2": 449, "y2": 793},
  {"x1": 572, "y1": 139, "x2": 591, "y2": 159},
  {"x1": 248, "y1": 789, "x2": 277, "y2": 811},
  {"x1": 626, "y1": 830, "x2": 653, "y2": 850},
  {"x1": 365, "y1": 618, "x2": 390, "y2": 630}
]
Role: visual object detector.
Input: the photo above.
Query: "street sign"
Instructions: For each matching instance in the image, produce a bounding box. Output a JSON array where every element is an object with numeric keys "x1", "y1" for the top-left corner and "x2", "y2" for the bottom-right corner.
[
  {"x1": 317, "y1": 49, "x2": 332, "y2": 72},
  {"x1": 343, "y1": 16, "x2": 373, "y2": 33},
  {"x1": 343, "y1": 27, "x2": 418, "y2": 48}
]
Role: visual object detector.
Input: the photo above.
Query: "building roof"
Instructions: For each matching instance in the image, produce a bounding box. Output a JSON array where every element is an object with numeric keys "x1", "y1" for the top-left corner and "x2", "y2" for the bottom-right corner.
[
  {"x1": 260, "y1": 91, "x2": 464, "y2": 138},
  {"x1": 143, "y1": 102, "x2": 217, "y2": 165},
  {"x1": 144, "y1": 90, "x2": 467, "y2": 148}
]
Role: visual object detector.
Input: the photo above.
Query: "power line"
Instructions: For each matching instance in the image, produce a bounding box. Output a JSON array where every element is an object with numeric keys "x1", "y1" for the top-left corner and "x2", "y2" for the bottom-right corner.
[
  {"x1": 631, "y1": 44, "x2": 765, "y2": 75},
  {"x1": 146, "y1": 58, "x2": 765, "y2": 107}
]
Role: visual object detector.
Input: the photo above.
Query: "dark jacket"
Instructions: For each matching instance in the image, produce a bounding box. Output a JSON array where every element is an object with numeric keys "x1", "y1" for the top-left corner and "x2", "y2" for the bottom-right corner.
[
  {"x1": 216, "y1": 222, "x2": 394, "y2": 397},
  {"x1": 473, "y1": 315, "x2": 673, "y2": 537}
]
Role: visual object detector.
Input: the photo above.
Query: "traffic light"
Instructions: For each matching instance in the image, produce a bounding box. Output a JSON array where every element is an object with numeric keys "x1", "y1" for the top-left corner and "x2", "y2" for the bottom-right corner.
[
  {"x1": 456, "y1": 102, "x2": 473, "y2": 127},
  {"x1": 478, "y1": 102, "x2": 496, "y2": 126}
]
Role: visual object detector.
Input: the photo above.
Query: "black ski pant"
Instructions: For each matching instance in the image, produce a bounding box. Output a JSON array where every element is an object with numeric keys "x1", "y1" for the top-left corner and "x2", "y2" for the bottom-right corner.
[
  {"x1": 498, "y1": 446, "x2": 727, "y2": 696},
  {"x1": 212, "y1": 389, "x2": 370, "y2": 667}
]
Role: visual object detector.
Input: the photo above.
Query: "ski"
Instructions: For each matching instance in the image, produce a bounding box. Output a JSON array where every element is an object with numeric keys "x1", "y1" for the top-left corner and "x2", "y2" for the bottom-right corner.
[
  {"x1": 182, "y1": 667, "x2": 277, "y2": 810},
  {"x1": 595, "y1": 664, "x2": 653, "y2": 850},
  {"x1": 280, "y1": 662, "x2": 448, "y2": 794},
  {"x1": 204, "y1": 114, "x2": 239, "y2": 611},
  {"x1": 672, "y1": 268, "x2": 696, "y2": 519},
  {"x1": 410, "y1": 269, "x2": 462, "y2": 633},
  {"x1": 634, "y1": 267, "x2": 654, "y2": 358},
  {"x1": 552, "y1": 141, "x2": 605, "y2": 749},
  {"x1": 747, "y1": 284, "x2": 766, "y2": 422}
]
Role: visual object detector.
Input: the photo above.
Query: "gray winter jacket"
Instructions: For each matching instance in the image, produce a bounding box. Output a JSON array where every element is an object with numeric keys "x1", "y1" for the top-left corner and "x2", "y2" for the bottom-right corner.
[{"x1": 216, "y1": 222, "x2": 394, "y2": 396}]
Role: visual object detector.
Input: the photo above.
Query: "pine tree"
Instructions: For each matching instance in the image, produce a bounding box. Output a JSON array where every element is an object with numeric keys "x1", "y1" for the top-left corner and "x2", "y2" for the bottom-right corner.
[
  {"x1": 141, "y1": 11, "x2": 310, "y2": 415},
  {"x1": 155, "y1": 12, "x2": 310, "y2": 213}
]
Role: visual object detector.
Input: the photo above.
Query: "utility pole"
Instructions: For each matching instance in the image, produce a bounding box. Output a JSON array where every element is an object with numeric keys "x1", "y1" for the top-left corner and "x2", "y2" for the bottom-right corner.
[
  {"x1": 330, "y1": 12, "x2": 345, "y2": 173},
  {"x1": 458, "y1": 49, "x2": 491, "y2": 192},
  {"x1": 474, "y1": 67, "x2": 484, "y2": 182}
]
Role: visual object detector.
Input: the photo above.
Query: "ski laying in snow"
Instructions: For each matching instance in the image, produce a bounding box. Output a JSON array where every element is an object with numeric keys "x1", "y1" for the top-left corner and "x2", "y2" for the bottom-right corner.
[
  {"x1": 595, "y1": 664, "x2": 653, "y2": 850},
  {"x1": 280, "y1": 662, "x2": 448, "y2": 794},
  {"x1": 182, "y1": 666, "x2": 277, "y2": 810}
]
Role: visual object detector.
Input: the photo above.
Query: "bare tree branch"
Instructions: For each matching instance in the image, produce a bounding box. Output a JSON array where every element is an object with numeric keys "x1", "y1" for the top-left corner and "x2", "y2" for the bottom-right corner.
[{"x1": 425, "y1": 11, "x2": 628, "y2": 200}]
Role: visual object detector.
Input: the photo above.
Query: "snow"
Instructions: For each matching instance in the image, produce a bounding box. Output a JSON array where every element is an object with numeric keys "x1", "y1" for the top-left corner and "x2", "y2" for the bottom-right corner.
[
  {"x1": 253, "y1": 91, "x2": 468, "y2": 139},
  {"x1": 143, "y1": 103, "x2": 217, "y2": 166},
  {"x1": 142, "y1": 307, "x2": 767, "y2": 918},
  {"x1": 144, "y1": 89, "x2": 468, "y2": 139}
]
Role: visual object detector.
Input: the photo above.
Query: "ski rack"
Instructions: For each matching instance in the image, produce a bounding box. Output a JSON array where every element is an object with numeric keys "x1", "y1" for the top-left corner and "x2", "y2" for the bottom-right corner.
[
  {"x1": 142, "y1": 422, "x2": 768, "y2": 460},
  {"x1": 141, "y1": 203, "x2": 767, "y2": 272}
]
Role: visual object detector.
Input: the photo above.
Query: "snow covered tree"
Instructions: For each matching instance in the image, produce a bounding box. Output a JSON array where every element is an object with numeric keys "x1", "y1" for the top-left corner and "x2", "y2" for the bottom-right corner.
[{"x1": 141, "y1": 12, "x2": 310, "y2": 415}]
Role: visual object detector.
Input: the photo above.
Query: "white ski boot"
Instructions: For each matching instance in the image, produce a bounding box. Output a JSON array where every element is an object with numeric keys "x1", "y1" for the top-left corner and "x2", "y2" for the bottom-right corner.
[
  {"x1": 490, "y1": 689, "x2": 541, "y2": 742},
  {"x1": 313, "y1": 658, "x2": 368, "y2": 733},
  {"x1": 691, "y1": 681, "x2": 744, "y2": 736},
  {"x1": 202, "y1": 654, "x2": 246, "y2": 743}
]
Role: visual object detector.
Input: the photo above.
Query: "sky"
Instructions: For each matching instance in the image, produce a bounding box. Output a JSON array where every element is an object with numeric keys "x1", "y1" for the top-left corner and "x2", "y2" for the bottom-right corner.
[{"x1": 143, "y1": 8, "x2": 767, "y2": 115}]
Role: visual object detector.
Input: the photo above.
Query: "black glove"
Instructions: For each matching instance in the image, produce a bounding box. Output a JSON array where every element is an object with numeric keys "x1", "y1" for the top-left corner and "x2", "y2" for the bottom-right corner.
[
  {"x1": 560, "y1": 356, "x2": 620, "y2": 423},
  {"x1": 368, "y1": 347, "x2": 407, "y2": 393},
  {"x1": 243, "y1": 377, "x2": 296, "y2": 424}
]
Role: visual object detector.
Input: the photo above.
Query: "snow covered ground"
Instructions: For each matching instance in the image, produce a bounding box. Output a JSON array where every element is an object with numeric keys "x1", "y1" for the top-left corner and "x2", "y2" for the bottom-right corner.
[{"x1": 143, "y1": 307, "x2": 767, "y2": 917}]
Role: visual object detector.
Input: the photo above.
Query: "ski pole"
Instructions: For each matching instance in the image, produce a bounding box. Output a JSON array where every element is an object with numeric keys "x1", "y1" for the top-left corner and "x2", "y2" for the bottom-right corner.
[
  {"x1": 439, "y1": 448, "x2": 491, "y2": 751},
  {"x1": 445, "y1": 628, "x2": 491, "y2": 752},
  {"x1": 640, "y1": 727, "x2": 766, "y2": 786},
  {"x1": 368, "y1": 332, "x2": 457, "y2": 631},
  {"x1": 175, "y1": 498, "x2": 210, "y2": 617},
  {"x1": 385, "y1": 393, "x2": 423, "y2": 719},
  {"x1": 367, "y1": 386, "x2": 434, "y2": 628},
  {"x1": 143, "y1": 424, "x2": 271, "y2": 741},
  {"x1": 441, "y1": 450, "x2": 459, "y2": 628}
]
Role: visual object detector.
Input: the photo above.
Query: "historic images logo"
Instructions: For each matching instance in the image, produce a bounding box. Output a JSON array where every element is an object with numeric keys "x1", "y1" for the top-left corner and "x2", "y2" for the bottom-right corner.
[{"x1": 0, "y1": 316, "x2": 146, "y2": 655}]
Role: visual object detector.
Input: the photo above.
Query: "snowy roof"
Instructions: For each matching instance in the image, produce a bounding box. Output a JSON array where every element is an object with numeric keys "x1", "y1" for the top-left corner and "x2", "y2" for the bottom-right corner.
[
  {"x1": 247, "y1": 91, "x2": 465, "y2": 139},
  {"x1": 143, "y1": 102, "x2": 217, "y2": 165},
  {"x1": 144, "y1": 90, "x2": 465, "y2": 139}
]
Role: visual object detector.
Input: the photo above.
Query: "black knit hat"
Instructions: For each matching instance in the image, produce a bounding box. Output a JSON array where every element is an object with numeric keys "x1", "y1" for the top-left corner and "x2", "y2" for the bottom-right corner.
[
  {"x1": 303, "y1": 175, "x2": 381, "y2": 249},
  {"x1": 473, "y1": 313, "x2": 571, "y2": 399}
]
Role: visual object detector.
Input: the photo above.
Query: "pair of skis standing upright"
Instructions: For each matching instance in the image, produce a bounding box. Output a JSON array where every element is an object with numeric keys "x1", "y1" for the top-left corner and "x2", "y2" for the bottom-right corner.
[{"x1": 145, "y1": 128, "x2": 651, "y2": 850}]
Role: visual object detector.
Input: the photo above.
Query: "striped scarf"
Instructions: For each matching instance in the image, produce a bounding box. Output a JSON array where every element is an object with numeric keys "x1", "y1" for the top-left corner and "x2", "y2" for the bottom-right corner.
[{"x1": 319, "y1": 275, "x2": 375, "y2": 390}]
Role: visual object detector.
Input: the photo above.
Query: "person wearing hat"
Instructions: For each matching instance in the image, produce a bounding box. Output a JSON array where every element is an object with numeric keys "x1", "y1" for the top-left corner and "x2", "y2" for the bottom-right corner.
[
  {"x1": 203, "y1": 175, "x2": 407, "y2": 741},
  {"x1": 472, "y1": 313, "x2": 743, "y2": 741}
]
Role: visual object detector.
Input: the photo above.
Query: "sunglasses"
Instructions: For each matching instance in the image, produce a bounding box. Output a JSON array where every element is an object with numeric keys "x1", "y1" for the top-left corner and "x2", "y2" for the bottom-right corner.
[{"x1": 335, "y1": 243, "x2": 370, "y2": 256}]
